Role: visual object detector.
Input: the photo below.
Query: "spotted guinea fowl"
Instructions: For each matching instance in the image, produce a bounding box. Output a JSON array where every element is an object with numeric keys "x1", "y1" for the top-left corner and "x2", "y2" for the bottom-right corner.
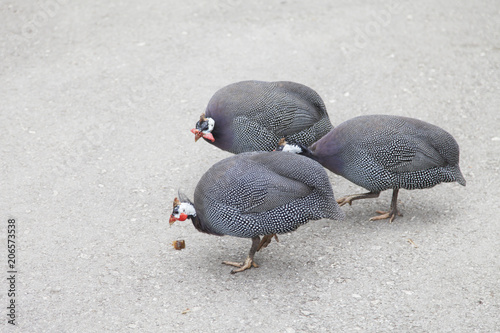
[
  {"x1": 169, "y1": 151, "x2": 344, "y2": 273},
  {"x1": 190, "y1": 80, "x2": 333, "y2": 154},
  {"x1": 277, "y1": 115, "x2": 466, "y2": 222}
]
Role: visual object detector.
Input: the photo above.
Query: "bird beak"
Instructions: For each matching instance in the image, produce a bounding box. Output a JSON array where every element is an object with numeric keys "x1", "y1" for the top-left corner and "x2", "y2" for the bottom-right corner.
[
  {"x1": 190, "y1": 128, "x2": 214, "y2": 142},
  {"x1": 169, "y1": 215, "x2": 177, "y2": 225},
  {"x1": 191, "y1": 128, "x2": 204, "y2": 142}
]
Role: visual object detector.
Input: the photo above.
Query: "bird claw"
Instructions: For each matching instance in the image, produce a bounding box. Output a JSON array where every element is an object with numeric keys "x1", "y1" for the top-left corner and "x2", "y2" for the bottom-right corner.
[
  {"x1": 337, "y1": 192, "x2": 380, "y2": 207},
  {"x1": 369, "y1": 210, "x2": 402, "y2": 223},
  {"x1": 336, "y1": 196, "x2": 353, "y2": 207},
  {"x1": 222, "y1": 257, "x2": 258, "y2": 274}
]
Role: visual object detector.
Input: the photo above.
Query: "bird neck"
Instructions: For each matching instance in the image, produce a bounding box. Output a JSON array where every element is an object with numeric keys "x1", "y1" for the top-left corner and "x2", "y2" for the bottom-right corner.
[
  {"x1": 300, "y1": 145, "x2": 318, "y2": 161},
  {"x1": 190, "y1": 214, "x2": 223, "y2": 236},
  {"x1": 289, "y1": 143, "x2": 318, "y2": 161},
  {"x1": 281, "y1": 142, "x2": 317, "y2": 161}
]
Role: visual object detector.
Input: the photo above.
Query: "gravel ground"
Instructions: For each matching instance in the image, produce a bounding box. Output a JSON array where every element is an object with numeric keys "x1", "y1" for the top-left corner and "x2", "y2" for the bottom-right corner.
[{"x1": 2, "y1": 0, "x2": 500, "y2": 332}]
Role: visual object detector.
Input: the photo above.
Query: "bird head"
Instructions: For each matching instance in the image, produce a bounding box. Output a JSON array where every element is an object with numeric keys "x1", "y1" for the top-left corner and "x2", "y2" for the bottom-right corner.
[
  {"x1": 169, "y1": 197, "x2": 197, "y2": 225},
  {"x1": 275, "y1": 138, "x2": 305, "y2": 154},
  {"x1": 191, "y1": 113, "x2": 215, "y2": 142}
]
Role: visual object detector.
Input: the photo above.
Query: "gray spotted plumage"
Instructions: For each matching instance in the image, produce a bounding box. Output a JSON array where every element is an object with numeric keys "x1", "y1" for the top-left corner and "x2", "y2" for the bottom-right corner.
[
  {"x1": 280, "y1": 114, "x2": 466, "y2": 221},
  {"x1": 311, "y1": 115, "x2": 466, "y2": 192},
  {"x1": 197, "y1": 80, "x2": 333, "y2": 154},
  {"x1": 192, "y1": 151, "x2": 344, "y2": 238}
]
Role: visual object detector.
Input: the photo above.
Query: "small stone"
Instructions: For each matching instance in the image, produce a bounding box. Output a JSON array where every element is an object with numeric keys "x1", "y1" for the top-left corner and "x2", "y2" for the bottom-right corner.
[
  {"x1": 300, "y1": 309, "x2": 312, "y2": 316},
  {"x1": 49, "y1": 286, "x2": 61, "y2": 293}
]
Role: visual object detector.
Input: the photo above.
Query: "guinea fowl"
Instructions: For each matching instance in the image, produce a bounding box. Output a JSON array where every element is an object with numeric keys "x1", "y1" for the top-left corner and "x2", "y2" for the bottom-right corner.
[
  {"x1": 277, "y1": 115, "x2": 466, "y2": 222},
  {"x1": 168, "y1": 151, "x2": 344, "y2": 273},
  {"x1": 190, "y1": 80, "x2": 333, "y2": 154}
]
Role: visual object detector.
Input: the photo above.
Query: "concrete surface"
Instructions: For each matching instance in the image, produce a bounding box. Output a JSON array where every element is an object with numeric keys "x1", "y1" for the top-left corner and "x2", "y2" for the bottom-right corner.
[{"x1": 2, "y1": 0, "x2": 500, "y2": 332}]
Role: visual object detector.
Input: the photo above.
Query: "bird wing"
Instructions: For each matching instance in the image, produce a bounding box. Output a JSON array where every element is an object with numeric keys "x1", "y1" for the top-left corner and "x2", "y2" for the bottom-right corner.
[
  {"x1": 200, "y1": 153, "x2": 313, "y2": 214},
  {"x1": 213, "y1": 162, "x2": 312, "y2": 214},
  {"x1": 272, "y1": 81, "x2": 330, "y2": 136},
  {"x1": 369, "y1": 135, "x2": 446, "y2": 173},
  {"x1": 243, "y1": 172, "x2": 312, "y2": 213}
]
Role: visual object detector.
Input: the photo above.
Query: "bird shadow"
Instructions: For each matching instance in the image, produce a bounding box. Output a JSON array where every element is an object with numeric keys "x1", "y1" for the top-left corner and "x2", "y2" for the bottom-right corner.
[
  {"x1": 172, "y1": 186, "x2": 464, "y2": 279},
  {"x1": 339, "y1": 189, "x2": 462, "y2": 229}
]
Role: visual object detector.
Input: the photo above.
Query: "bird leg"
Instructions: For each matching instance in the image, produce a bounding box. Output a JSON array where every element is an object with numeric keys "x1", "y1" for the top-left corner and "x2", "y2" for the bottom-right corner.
[
  {"x1": 369, "y1": 189, "x2": 402, "y2": 222},
  {"x1": 336, "y1": 192, "x2": 380, "y2": 206},
  {"x1": 257, "y1": 234, "x2": 279, "y2": 251},
  {"x1": 222, "y1": 236, "x2": 261, "y2": 274}
]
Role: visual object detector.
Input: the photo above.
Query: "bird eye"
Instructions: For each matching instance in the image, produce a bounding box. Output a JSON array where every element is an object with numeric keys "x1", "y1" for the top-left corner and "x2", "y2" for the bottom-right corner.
[{"x1": 199, "y1": 121, "x2": 209, "y2": 131}]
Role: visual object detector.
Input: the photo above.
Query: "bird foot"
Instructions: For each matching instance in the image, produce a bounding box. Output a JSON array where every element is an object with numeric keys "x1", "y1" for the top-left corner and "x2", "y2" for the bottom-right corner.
[
  {"x1": 336, "y1": 192, "x2": 380, "y2": 207},
  {"x1": 369, "y1": 210, "x2": 402, "y2": 223},
  {"x1": 222, "y1": 257, "x2": 259, "y2": 274},
  {"x1": 336, "y1": 196, "x2": 354, "y2": 206},
  {"x1": 257, "y1": 234, "x2": 279, "y2": 251}
]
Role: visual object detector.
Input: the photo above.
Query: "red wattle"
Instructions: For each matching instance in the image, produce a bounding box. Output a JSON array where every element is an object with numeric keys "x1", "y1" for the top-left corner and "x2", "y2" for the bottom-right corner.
[{"x1": 203, "y1": 132, "x2": 215, "y2": 142}]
